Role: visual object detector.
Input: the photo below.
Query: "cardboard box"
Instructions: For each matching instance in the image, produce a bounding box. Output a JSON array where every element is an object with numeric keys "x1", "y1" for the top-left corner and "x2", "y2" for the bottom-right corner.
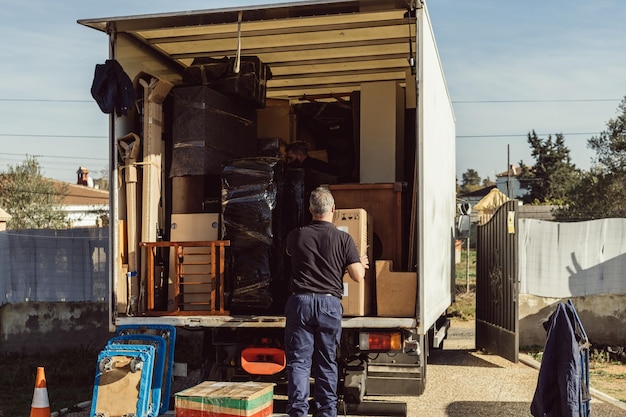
[
  {"x1": 175, "y1": 381, "x2": 274, "y2": 417},
  {"x1": 333, "y1": 208, "x2": 374, "y2": 316},
  {"x1": 375, "y1": 260, "x2": 416, "y2": 317},
  {"x1": 257, "y1": 98, "x2": 296, "y2": 144},
  {"x1": 169, "y1": 213, "x2": 220, "y2": 311}
]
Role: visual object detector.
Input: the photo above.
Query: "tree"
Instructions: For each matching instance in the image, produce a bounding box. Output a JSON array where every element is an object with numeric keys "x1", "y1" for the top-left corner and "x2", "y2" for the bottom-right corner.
[
  {"x1": 588, "y1": 97, "x2": 626, "y2": 173},
  {"x1": 0, "y1": 157, "x2": 70, "y2": 230},
  {"x1": 556, "y1": 97, "x2": 626, "y2": 219},
  {"x1": 93, "y1": 166, "x2": 110, "y2": 191},
  {"x1": 554, "y1": 169, "x2": 626, "y2": 220},
  {"x1": 519, "y1": 130, "x2": 579, "y2": 204},
  {"x1": 460, "y1": 168, "x2": 482, "y2": 193}
]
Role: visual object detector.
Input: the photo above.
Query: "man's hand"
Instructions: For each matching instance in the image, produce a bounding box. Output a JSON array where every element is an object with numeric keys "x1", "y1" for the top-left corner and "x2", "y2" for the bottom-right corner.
[{"x1": 360, "y1": 255, "x2": 369, "y2": 269}]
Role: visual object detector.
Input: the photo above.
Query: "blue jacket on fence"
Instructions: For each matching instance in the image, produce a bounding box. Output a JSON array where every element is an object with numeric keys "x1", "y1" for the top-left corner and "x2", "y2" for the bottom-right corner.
[{"x1": 530, "y1": 302, "x2": 587, "y2": 417}]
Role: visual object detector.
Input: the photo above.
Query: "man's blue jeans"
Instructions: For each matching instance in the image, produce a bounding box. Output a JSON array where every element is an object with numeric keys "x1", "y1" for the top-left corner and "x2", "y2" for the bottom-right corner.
[{"x1": 285, "y1": 293, "x2": 342, "y2": 417}]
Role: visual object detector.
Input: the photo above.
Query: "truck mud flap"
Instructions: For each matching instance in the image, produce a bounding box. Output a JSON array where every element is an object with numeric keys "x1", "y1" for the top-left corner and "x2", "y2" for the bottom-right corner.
[
  {"x1": 115, "y1": 324, "x2": 176, "y2": 414},
  {"x1": 106, "y1": 334, "x2": 167, "y2": 416},
  {"x1": 91, "y1": 344, "x2": 156, "y2": 417}
]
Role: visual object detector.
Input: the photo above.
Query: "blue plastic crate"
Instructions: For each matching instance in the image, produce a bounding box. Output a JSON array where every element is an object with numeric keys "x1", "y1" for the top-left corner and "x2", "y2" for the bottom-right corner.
[
  {"x1": 116, "y1": 324, "x2": 177, "y2": 414},
  {"x1": 91, "y1": 344, "x2": 155, "y2": 417},
  {"x1": 106, "y1": 334, "x2": 167, "y2": 416}
]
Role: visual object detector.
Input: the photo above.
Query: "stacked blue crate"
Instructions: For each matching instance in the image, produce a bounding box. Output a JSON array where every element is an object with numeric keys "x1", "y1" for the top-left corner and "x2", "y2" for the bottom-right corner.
[{"x1": 90, "y1": 324, "x2": 177, "y2": 416}]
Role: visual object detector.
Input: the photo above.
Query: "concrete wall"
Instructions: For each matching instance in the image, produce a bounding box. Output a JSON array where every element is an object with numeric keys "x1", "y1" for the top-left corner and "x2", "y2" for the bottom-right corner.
[
  {"x1": 519, "y1": 294, "x2": 626, "y2": 348},
  {"x1": 3, "y1": 297, "x2": 624, "y2": 354},
  {"x1": 0, "y1": 302, "x2": 112, "y2": 354}
]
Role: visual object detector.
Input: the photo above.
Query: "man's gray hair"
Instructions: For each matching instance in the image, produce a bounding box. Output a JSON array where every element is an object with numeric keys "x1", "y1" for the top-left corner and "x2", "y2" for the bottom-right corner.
[{"x1": 309, "y1": 187, "x2": 334, "y2": 216}]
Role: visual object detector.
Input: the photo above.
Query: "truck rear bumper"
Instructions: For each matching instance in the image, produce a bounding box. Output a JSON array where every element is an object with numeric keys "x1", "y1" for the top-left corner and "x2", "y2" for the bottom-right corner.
[{"x1": 116, "y1": 315, "x2": 418, "y2": 329}]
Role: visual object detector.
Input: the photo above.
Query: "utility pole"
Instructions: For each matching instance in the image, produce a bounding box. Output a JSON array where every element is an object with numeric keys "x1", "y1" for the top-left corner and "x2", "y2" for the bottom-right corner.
[
  {"x1": 466, "y1": 236, "x2": 470, "y2": 293},
  {"x1": 507, "y1": 144, "x2": 512, "y2": 199}
]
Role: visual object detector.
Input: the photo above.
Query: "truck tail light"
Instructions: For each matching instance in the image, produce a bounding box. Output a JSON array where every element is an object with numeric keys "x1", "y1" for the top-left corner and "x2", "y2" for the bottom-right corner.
[{"x1": 359, "y1": 332, "x2": 402, "y2": 351}]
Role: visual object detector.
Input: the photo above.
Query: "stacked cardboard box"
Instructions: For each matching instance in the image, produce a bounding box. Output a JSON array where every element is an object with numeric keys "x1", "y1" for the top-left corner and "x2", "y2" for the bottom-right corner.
[
  {"x1": 175, "y1": 381, "x2": 274, "y2": 417},
  {"x1": 375, "y1": 260, "x2": 416, "y2": 317}
]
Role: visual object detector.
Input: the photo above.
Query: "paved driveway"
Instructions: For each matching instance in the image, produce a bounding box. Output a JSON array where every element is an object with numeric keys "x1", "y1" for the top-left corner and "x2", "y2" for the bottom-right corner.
[
  {"x1": 65, "y1": 319, "x2": 626, "y2": 417},
  {"x1": 393, "y1": 319, "x2": 626, "y2": 417}
]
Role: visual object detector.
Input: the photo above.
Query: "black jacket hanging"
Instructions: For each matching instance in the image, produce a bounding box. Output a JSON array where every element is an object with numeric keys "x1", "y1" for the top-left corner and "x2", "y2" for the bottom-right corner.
[{"x1": 91, "y1": 59, "x2": 136, "y2": 116}]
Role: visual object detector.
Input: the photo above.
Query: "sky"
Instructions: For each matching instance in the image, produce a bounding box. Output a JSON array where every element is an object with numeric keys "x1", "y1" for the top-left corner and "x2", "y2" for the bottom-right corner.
[{"x1": 2, "y1": 0, "x2": 626, "y2": 184}]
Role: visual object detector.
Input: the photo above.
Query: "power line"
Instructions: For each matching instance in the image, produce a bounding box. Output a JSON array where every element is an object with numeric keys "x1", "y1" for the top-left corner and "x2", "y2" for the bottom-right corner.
[
  {"x1": 2, "y1": 97, "x2": 622, "y2": 104},
  {"x1": 452, "y1": 98, "x2": 621, "y2": 104},
  {"x1": 457, "y1": 132, "x2": 600, "y2": 138},
  {"x1": 0, "y1": 98, "x2": 92, "y2": 103},
  {"x1": 0, "y1": 133, "x2": 106, "y2": 139},
  {"x1": 0, "y1": 152, "x2": 106, "y2": 161}
]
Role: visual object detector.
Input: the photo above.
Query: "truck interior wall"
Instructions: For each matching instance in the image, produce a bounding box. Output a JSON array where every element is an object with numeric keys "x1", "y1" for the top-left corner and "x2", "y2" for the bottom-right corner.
[
  {"x1": 112, "y1": 35, "x2": 178, "y2": 317},
  {"x1": 114, "y1": 33, "x2": 182, "y2": 86},
  {"x1": 359, "y1": 81, "x2": 405, "y2": 183},
  {"x1": 109, "y1": 26, "x2": 432, "y2": 320},
  {"x1": 418, "y1": 6, "x2": 456, "y2": 331}
]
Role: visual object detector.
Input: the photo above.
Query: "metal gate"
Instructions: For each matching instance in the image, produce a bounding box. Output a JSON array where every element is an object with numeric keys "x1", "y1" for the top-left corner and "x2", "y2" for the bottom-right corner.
[{"x1": 475, "y1": 200, "x2": 519, "y2": 363}]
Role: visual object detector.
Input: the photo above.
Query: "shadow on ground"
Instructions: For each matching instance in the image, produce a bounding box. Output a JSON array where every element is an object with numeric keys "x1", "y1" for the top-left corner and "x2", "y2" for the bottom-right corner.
[{"x1": 429, "y1": 348, "x2": 502, "y2": 368}]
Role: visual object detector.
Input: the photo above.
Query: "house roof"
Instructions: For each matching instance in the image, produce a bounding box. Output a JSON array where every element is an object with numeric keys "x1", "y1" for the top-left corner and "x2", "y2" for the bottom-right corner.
[
  {"x1": 53, "y1": 180, "x2": 109, "y2": 206},
  {"x1": 495, "y1": 164, "x2": 521, "y2": 178},
  {"x1": 0, "y1": 207, "x2": 12, "y2": 221},
  {"x1": 458, "y1": 185, "x2": 496, "y2": 199}
]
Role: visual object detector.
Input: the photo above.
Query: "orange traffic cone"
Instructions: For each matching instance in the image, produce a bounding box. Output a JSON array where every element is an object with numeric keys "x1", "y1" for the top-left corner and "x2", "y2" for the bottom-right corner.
[{"x1": 30, "y1": 367, "x2": 51, "y2": 417}]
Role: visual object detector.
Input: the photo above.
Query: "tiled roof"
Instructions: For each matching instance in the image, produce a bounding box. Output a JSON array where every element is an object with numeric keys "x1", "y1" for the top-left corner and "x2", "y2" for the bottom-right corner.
[
  {"x1": 0, "y1": 207, "x2": 11, "y2": 221},
  {"x1": 495, "y1": 165, "x2": 521, "y2": 177},
  {"x1": 458, "y1": 185, "x2": 496, "y2": 198},
  {"x1": 53, "y1": 180, "x2": 109, "y2": 206}
]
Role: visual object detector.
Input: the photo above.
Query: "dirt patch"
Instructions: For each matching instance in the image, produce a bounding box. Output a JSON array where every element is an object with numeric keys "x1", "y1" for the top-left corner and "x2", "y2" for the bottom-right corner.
[{"x1": 590, "y1": 363, "x2": 626, "y2": 402}]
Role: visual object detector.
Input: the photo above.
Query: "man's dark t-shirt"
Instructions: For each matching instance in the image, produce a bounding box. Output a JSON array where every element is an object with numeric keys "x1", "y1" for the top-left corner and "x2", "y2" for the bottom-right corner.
[{"x1": 286, "y1": 220, "x2": 360, "y2": 298}]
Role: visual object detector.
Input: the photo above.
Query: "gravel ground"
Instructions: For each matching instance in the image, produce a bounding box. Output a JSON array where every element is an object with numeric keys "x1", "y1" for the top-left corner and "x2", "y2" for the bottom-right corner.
[
  {"x1": 394, "y1": 320, "x2": 626, "y2": 417},
  {"x1": 57, "y1": 319, "x2": 626, "y2": 417}
]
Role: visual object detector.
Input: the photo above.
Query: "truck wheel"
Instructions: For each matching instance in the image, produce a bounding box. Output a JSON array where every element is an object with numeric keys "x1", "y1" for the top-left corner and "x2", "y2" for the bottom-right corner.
[{"x1": 416, "y1": 333, "x2": 428, "y2": 395}]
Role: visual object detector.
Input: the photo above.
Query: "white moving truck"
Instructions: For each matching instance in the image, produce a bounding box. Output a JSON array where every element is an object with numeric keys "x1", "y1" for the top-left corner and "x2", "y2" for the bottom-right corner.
[{"x1": 79, "y1": 0, "x2": 456, "y2": 413}]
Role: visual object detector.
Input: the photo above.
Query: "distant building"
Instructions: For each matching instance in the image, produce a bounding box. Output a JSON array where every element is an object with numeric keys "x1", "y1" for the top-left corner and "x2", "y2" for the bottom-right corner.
[
  {"x1": 458, "y1": 185, "x2": 496, "y2": 207},
  {"x1": 0, "y1": 207, "x2": 12, "y2": 231},
  {"x1": 52, "y1": 167, "x2": 108, "y2": 227},
  {"x1": 76, "y1": 166, "x2": 95, "y2": 188},
  {"x1": 495, "y1": 164, "x2": 530, "y2": 199}
]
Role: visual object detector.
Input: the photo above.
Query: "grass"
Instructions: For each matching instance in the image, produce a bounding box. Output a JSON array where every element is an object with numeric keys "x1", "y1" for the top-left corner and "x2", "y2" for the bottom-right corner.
[
  {"x1": 450, "y1": 247, "x2": 477, "y2": 320},
  {"x1": 0, "y1": 347, "x2": 99, "y2": 417},
  {"x1": 524, "y1": 345, "x2": 626, "y2": 403},
  {"x1": 454, "y1": 244, "x2": 476, "y2": 293}
]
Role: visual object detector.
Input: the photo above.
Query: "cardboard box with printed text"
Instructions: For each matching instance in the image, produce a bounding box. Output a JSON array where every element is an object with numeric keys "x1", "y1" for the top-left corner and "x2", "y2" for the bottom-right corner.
[{"x1": 333, "y1": 208, "x2": 374, "y2": 316}]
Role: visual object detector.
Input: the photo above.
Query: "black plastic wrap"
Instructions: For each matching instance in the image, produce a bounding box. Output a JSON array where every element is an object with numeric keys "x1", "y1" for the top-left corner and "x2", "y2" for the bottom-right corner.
[
  {"x1": 222, "y1": 157, "x2": 285, "y2": 312},
  {"x1": 170, "y1": 85, "x2": 257, "y2": 177},
  {"x1": 182, "y1": 56, "x2": 272, "y2": 108},
  {"x1": 282, "y1": 168, "x2": 306, "y2": 230},
  {"x1": 257, "y1": 137, "x2": 281, "y2": 157}
]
